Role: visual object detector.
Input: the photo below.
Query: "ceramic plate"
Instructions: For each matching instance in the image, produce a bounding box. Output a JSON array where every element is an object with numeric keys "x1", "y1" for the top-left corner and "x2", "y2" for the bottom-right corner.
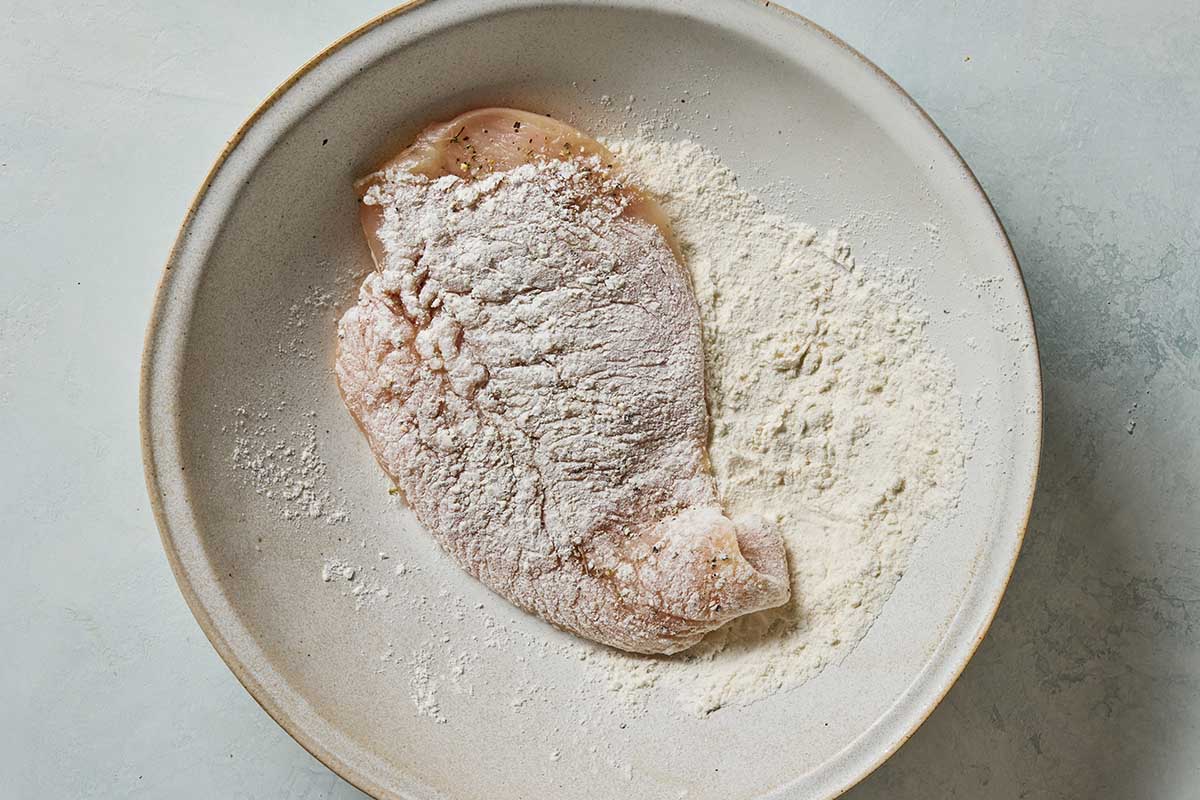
[{"x1": 141, "y1": 1, "x2": 1041, "y2": 797}]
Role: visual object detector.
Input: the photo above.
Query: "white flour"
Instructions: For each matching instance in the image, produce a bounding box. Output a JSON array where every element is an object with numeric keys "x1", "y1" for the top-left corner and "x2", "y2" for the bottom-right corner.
[
  {"x1": 227, "y1": 406, "x2": 350, "y2": 525},
  {"x1": 575, "y1": 137, "x2": 967, "y2": 714},
  {"x1": 308, "y1": 136, "x2": 965, "y2": 720},
  {"x1": 321, "y1": 557, "x2": 392, "y2": 609}
]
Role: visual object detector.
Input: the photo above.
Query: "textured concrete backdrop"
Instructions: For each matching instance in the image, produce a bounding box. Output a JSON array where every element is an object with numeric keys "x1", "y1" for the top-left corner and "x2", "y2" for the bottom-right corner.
[{"x1": 1, "y1": 1, "x2": 1197, "y2": 797}]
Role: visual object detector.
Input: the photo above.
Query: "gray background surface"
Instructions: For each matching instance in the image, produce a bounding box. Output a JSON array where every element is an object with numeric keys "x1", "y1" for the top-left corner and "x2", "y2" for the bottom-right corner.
[{"x1": 2, "y1": 0, "x2": 1197, "y2": 797}]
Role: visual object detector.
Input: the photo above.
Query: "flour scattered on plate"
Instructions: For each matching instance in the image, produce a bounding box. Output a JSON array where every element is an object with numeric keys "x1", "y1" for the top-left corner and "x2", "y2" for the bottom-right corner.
[
  {"x1": 277, "y1": 286, "x2": 336, "y2": 360},
  {"x1": 226, "y1": 405, "x2": 350, "y2": 524},
  {"x1": 320, "y1": 558, "x2": 392, "y2": 609}
]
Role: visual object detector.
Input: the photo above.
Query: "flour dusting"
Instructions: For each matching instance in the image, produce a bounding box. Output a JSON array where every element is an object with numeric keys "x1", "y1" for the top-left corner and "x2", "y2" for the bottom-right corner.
[
  {"x1": 227, "y1": 406, "x2": 350, "y2": 525},
  {"x1": 321, "y1": 557, "x2": 392, "y2": 609},
  {"x1": 573, "y1": 136, "x2": 968, "y2": 714}
]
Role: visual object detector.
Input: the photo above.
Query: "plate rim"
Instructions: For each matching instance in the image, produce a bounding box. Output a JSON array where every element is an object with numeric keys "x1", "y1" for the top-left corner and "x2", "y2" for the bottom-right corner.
[{"x1": 140, "y1": 2, "x2": 1043, "y2": 798}]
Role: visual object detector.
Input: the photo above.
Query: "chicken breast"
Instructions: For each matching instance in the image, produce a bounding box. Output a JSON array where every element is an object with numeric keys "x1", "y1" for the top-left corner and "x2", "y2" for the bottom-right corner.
[{"x1": 336, "y1": 108, "x2": 789, "y2": 654}]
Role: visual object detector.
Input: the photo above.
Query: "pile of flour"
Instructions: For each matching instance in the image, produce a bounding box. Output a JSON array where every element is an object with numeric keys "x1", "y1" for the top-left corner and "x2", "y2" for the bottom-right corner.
[{"x1": 571, "y1": 137, "x2": 967, "y2": 715}]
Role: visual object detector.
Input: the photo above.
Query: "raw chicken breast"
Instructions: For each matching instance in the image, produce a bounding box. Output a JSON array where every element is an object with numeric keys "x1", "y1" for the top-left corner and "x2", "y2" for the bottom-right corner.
[{"x1": 336, "y1": 108, "x2": 789, "y2": 654}]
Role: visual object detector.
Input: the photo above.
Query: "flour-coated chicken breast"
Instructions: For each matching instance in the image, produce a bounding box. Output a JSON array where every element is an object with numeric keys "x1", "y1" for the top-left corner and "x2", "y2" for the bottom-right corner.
[{"x1": 336, "y1": 108, "x2": 789, "y2": 654}]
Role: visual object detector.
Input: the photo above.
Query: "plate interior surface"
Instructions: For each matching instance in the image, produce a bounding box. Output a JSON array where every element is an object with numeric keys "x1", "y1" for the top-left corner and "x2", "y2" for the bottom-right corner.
[{"x1": 142, "y1": 2, "x2": 1041, "y2": 798}]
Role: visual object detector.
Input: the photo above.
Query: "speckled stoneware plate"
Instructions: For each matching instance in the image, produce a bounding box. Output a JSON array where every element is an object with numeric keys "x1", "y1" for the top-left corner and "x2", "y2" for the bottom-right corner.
[{"x1": 141, "y1": 1, "x2": 1041, "y2": 797}]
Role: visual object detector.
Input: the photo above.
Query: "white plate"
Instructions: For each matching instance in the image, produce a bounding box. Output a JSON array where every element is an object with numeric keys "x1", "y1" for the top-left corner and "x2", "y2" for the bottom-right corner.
[{"x1": 141, "y1": 1, "x2": 1041, "y2": 797}]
